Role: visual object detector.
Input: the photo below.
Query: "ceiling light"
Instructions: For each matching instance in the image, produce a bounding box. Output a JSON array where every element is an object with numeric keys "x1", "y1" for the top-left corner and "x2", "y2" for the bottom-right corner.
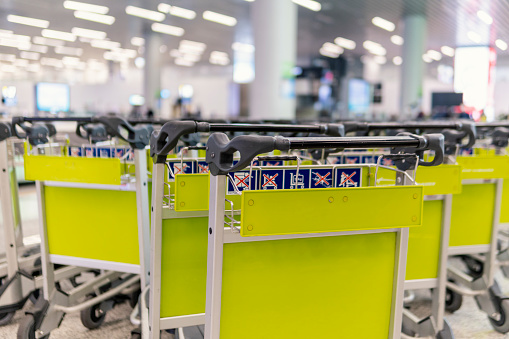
[
  {"x1": 71, "y1": 27, "x2": 106, "y2": 40},
  {"x1": 232, "y1": 42, "x2": 254, "y2": 53},
  {"x1": 62, "y1": 56, "x2": 80, "y2": 65},
  {"x1": 180, "y1": 40, "x2": 206, "y2": 52},
  {"x1": 63, "y1": 1, "x2": 108, "y2": 14},
  {"x1": 90, "y1": 39, "x2": 120, "y2": 49},
  {"x1": 169, "y1": 6, "x2": 196, "y2": 19},
  {"x1": 135, "y1": 57, "x2": 145, "y2": 68},
  {"x1": 55, "y1": 45, "x2": 83, "y2": 56},
  {"x1": 74, "y1": 11, "x2": 115, "y2": 25},
  {"x1": 13, "y1": 59, "x2": 29, "y2": 67},
  {"x1": 0, "y1": 38, "x2": 30, "y2": 49},
  {"x1": 33, "y1": 36, "x2": 65, "y2": 46},
  {"x1": 181, "y1": 54, "x2": 200, "y2": 62},
  {"x1": 496, "y1": 39, "x2": 508, "y2": 51},
  {"x1": 126, "y1": 6, "x2": 165, "y2": 21},
  {"x1": 170, "y1": 49, "x2": 182, "y2": 58},
  {"x1": 151, "y1": 23, "x2": 184, "y2": 36},
  {"x1": 467, "y1": 31, "x2": 481, "y2": 43},
  {"x1": 422, "y1": 54, "x2": 432, "y2": 63},
  {"x1": 115, "y1": 48, "x2": 137, "y2": 58},
  {"x1": 0, "y1": 54, "x2": 15, "y2": 62},
  {"x1": 20, "y1": 51, "x2": 40, "y2": 60},
  {"x1": 210, "y1": 51, "x2": 229, "y2": 59},
  {"x1": 210, "y1": 51, "x2": 230, "y2": 65},
  {"x1": 392, "y1": 56, "x2": 402, "y2": 65},
  {"x1": 334, "y1": 37, "x2": 356, "y2": 50},
  {"x1": 27, "y1": 63, "x2": 41, "y2": 72},
  {"x1": 41, "y1": 29, "x2": 76, "y2": 42},
  {"x1": 477, "y1": 10, "x2": 493, "y2": 25},
  {"x1": 103, "y1": 51, "x2": 129, "y2": 61},
  {"x1": 390, "y1": 35, "x2": 404, "y2": 45},
  {"x1": 175, "y1": 58, "x2": 194, "y2": 67},
  {"x1": 292, "y1": 0, "x2": 321, "y2": 11},
  {"x1": 322, "y1": 42, "x2": 343, "y2": 55},
  {"x1": 158, "y1": 3, "x2": 171, "y2": 13},
  {"x1": 131, "y1": 37, "x2": 144, "y2": 46},
  {"x1": 0, "y1": 29, "x2": 13, "y2": 35},
  {"x1": 426, "y1": 50, "x2": 442, "y2": 61},
  {"x1": 373, "y1": 56, "x2": 386, "y2": 65},
  {"x1": 40, "y1": 57, "x2": 64, "y2": 67},
  {"x1": 363, "y1": 40, "x2": 386, "y2": 55},
  {"x1": 26, "y1": 44, "x2": 48, "y2": 53},
  {"x1": 319, "y1": 48, "x2": 340, "y2": 58},
  {"x1": 441, "y1": 46, "x2": 455, "y2": 57},
  {"x1": 0, "y1": 32, "x2": 30, "y2": 42},
  {"x1": 372, "y1": 16, "x2": 395, "y2": 32},
  {"x1": 202, "y1": 11, "x2": 237, "y2": 26},
  {"x1": 7, "y1": 15, "x2": 49, "y2": 28}
]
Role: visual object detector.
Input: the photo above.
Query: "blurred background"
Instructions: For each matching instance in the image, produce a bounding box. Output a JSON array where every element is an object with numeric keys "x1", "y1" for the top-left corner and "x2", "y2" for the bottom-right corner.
[{"x1": 0, "y1": 0, "x2": 506, "y2": 122}]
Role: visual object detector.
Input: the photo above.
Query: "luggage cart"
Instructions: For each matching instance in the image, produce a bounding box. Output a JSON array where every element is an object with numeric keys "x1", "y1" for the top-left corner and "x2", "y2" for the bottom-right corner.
[
  {"x1": 145, "y1": 121, "x2": 345, "y2": 339},
  {"x1": 340, "y1": 121, "x2": 476, "y2": 339},
  {"x1": 444, "y1": 125, "x2": 509, "y2": 333},
  {"x1": 203, "y1": 132, "x2": 444, "y2": 339},
  {"x1": 11, "y1": 116, "x2": 153, "y2": 338},
  {"x1": 0, "y1": 122, "x2": 88, "y2": 327}
]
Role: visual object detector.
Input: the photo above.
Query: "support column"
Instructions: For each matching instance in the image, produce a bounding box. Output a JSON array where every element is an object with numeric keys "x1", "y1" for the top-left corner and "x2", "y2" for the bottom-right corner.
[
  {"x1": 400, "y1": 15, "x2": 427, "y2": 118},
  {"x1": 250, "y1": 0, "x2": 297, "y2": 120},
  {"x1": 143, "y1": 25, "x2": 162, "y2": 117}
]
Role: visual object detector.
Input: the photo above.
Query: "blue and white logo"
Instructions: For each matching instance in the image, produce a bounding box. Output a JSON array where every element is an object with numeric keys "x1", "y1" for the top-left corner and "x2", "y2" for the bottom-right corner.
[{"x1": 335, "y1": 168, "x2": 362, "y2": 188}]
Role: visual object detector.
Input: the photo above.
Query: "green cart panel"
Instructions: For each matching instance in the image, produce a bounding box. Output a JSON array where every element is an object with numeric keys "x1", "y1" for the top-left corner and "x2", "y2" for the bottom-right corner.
[
  {"x1": 160, "y1": 217, "x2": 208, "y2": 318},
  {"x1": 220, "y1": 232, "x2": 397, "y2": 339},
  {"x1": 25, "y1": 155, "x2": 124, "y2": 185},
  {"x1": 450, "y1": 183, "x2": 495, "y2": 247},
  {"x1": 175, "y1": 174, "x2": 209, "y2": 211},
  {"x1": 44, "y1": 186, "x2": 140, "y2": 265},
  {"x1": 9, "y1": 167, "x2": 20, "y2": 229},
  {"x1": 415, "y1": 165, "x2": 462, "y2": 196},
  {"x1": 456, "y1": 155, "x2": 509, "y2": 180},
  {"x1": 406, "y1": 200, "x2": 442, "y2": 280},
  {"x1": 500, "y1": 179, "x2": 509, "y2": 224},
  {"x1": 241, "y1": 186, "x2": 423, "y2": 237}
]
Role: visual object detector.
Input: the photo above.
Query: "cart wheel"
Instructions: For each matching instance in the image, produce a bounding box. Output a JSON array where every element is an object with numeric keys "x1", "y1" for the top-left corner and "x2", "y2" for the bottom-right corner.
[
  {"x1": 17, "y1": 314, "x2": 50, "y2": 339},
  {"x1": 445, "y1": 284, "x2": 463, "y2": 313},
  {"x1": 80, "y1": 295, "x2": 106, "y2": 330},
  {"x1": 436, "y1": 319, "x2": 454, "y2": 339},
  {"x1": 0, "y1": 311, "x2": 15, "y2": 326},
  {"x1": 462, "y1": 256, "x2": 483, "y2": 279},
  {"x1": 489, "y1": 299, "x2": 509, "y2": 333}
]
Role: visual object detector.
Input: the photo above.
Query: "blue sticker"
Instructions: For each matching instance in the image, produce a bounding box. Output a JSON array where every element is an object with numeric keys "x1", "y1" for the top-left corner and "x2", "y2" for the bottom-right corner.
[
  {"x1": 344, "y1": 156, "x2": 361, "y2": 165},
  {"x1": 84, "y1": 147, "x2": 96, "y2": 158},
  {"x1": 461, "y1": 148, "x2": 473, "y2": 156},
  {"x1": 69, "y1": 146, "x2": 82, "y2": 157},
  {"x1": 381, "y1": 158, "x2": 394, "y2": 166},
  {"x1": 126, "y1": 149, "x2": 134, "y2": 161},
  {"x1": 310, "y1": 168, "x2": 334, "y2": 188},
  {"x1": 329, "y1": 156, "x2": 342, "y2": 165},
  {"x1": 335, "y1": 167, "x2": 362, "y2": 188},
  {"x1": 362, "y1": 155, "x2": 376, "y2": 164},
  {"x1": 197, "y1": 161, "x2": 210, "y2": 174},
  {"x1": 284, "y1": 169, "x2": 310, "y2": 189},
  {"x1": 260, "y1": 169, "x2": 284, "y2": 190},
  {"x1": 168, "y1": 161, "x2": 194, "y2": 177},
  {"x1": 98, "y1": 147, "x2": 111, "y2": 158},
  {"x1": 114, "y1": 148, "x2": 125, "y2": 158},
  {"x1": 228, "y1": 170, "x2": 257, "y2": 194}
]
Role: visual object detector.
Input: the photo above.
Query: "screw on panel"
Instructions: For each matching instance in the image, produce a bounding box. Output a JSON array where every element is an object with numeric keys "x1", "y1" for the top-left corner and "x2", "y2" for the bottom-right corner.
[
  {"x1": 247, "y1": 225, "x2": 253, "y2": 231},
  {"x1": 343, "y1": 196, "x2": 348, "y2": 202},
  {"x1": 248, "y1": 199, "x2": 254, "y2": 206},
  {"x1": 413, "y1": 193, "x2": 418, "y2": 199},
  {"x1": 180, "y1": 181, "x2": 185, "y2": 186},
  {"x1": 180, "y1": 202, "x2": 185, "y2": 207},
  {"x1": 412, "y1": 216, "x2": 417, "y2": 222},
  {"x1": 328, "y1": 197, "x2": 334, "y2": 203},
  {"x1": 210, "y1": 153, "x2": 215, "y2": 158}
]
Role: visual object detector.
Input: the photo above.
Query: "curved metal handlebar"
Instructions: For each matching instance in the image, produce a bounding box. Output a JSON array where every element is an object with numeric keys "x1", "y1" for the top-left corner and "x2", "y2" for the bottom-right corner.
[
  {"x1": 492, "y1": 127, "x2": 509, "y2": 148},
  {"x1": 206, "y1": 133, "x2": 445, "y2": 175},
  {"x1": 149, "y1": 120, "x2": 345, "y2": 163}
]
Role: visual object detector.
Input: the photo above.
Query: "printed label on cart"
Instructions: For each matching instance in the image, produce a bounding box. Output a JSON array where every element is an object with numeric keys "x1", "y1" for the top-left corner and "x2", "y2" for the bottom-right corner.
[
  {"x1": 284, "y1": 169, "x2": 310, "y2": 189},
  {"x1": 84, "y1": 147, "x2": 96, "y2": 158},
  {"x1": 335, "y1": 168, "x2": 362, "y2": 188},
  {"x1": 381, "y1": 158, "x2": 394, "y2": 166},
  {"x1": 330, "y1": 156, "x2": 342, "y2": 165},
  {"x1": 311, "y1": 168, "x2": 333, "y2": 188},
  {"x1": 125, "y1": 149, "x2": 134, "y2": 161},
  {"x1": 260, "y1": 169, "x2": 284, "y2": 190},
  {"x1": 262, "y1": 160, "x2": 282, "y2": 166},
  {"x1": 98, "y1": 147, "x2": 112, "y2": 158},
  {"x1": 344, "y1": 156, "x2": 361, "y2": 165},
  {"x1": 228, "y1": 170, "x2": 257, "y2": 194},
  {"x1": 461, "y1": 148, "x2": 474, "y2": 156},
  {"x1": 197, "y1": 161, "x2": 210, "y2": 174},
  {"x1": 69, "y1": 147, "x2": 83, "y2": 157},
  {"x1": 114, "y1": 148, "x2": 125, "y2": 158},
  {"x1": 168, "y1": 161, "x2": 194, "y2": 177},
  {"x1": 362, "y1": 155, "x2": 376, "y2": 164}
]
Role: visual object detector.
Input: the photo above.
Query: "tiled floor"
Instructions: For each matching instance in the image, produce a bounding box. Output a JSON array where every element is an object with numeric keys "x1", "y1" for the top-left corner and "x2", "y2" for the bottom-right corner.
[{"x1": 2, "y1": 184, "x2": 509, "y2": 338}]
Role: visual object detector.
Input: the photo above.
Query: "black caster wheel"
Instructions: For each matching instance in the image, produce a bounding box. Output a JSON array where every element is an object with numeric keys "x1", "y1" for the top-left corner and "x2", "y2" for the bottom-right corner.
[
  {"x1": 489, "y1": 299, "x2": 509, "y2": 333},
  {"x1": 462, "y1": 256, "x2": 484, "y2": 279},
  {"x1": 445, "y1": 281, "x2": 463, "y2": 313},
  {"x1": 80, "y1": 295, "x2": 106, "y2": 330},
  {"x1": 436, "y1": 319, "x2": 454, "y2": 339},
  {"x1": 0, "y1": 311, "x2": 15, "y2": 326},
  {"x1": 17, "y1": 314, "x2": 50, "y2": 339}
]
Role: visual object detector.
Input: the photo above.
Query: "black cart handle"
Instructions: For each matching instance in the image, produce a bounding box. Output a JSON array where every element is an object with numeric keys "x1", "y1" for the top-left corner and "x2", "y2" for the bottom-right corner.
[
  {"x1": 206, "y1": 133, "x2": 444, "y2": 175},
  {"x1": 150, "y1": 120, "x2": 345, "y2": 163},
  {"x1": 491, "y1": 127, "x2": 509, "y2": 148},
  {"x1": 0, "y1": 122, "x2": 11, "y2": 142}
]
